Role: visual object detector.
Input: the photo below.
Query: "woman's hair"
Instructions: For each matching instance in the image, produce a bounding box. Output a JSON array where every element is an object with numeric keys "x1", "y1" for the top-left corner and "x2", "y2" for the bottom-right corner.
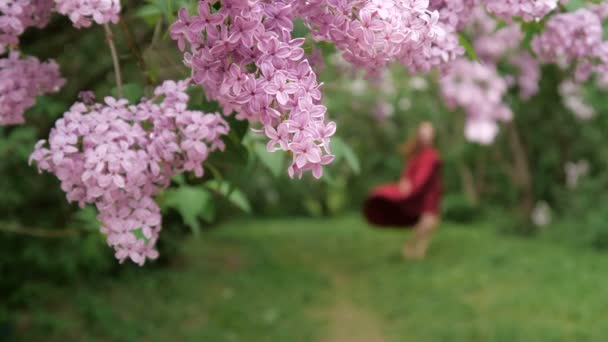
[
  {"x1": 399, "y1": 134, "x2": 421, "y2": 159},
  {"x1": 399, "y1": 122, "x2": 432, "y2": 159}
]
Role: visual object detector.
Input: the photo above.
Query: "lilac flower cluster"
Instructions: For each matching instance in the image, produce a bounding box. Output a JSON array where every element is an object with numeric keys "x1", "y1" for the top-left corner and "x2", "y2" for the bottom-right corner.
[
  {"x1": 0, "y1": 52, "x2": 64, "y2": 125},
  {"x1": 1, "y1": 0, "x2": 121, "y2": 51},
  {"x1": 485, "y1": 0, "x2": 558, "y2": 21},
  {"x1": 29, "y1": 80, "x2": 229, "y2": 265},
  {"x1": 440, "y1": 59, "x2": 512, "y2": 145},
  {"x1": 532, "y1": 8, "x2": 606, "y2": 84},
  {"x1": 54, "y1": 0, "x2": 120, "y2": 28},
  {"x1": 429, "y1": 0, "x2": 479, "y2": 30},
  {"x1": 509, "y1": 52, "x2": 540, "y2": 100},
  {"x1": 0, "y1": 0, "x2": 53, "y2": 53},
  {"x1": 474, "y1": 24, "x2": 523, "y2": 62},
  {"x1": 472, "y1": 21, "x2": 540, "y2": 100},
  {"x1": 298, "y1": 0, "x2": 463, "y2": 74},
  {"x1": 170, "y1": 0, "x2": 336, "y2": 179}
]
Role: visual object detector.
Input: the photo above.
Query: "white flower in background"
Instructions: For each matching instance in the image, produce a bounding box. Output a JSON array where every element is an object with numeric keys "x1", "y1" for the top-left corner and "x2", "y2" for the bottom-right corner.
[
  {"x1": 464, "y1": 119, "x2": 499, "y2": 145},
  {"x1": 398, "y1": 97, "x2": 412, "y2": 111},
  {"x1": 559, "y1": 81, "x2": 596, "y2": 120},
  {"x1": 372, "y1": 101, "x2": 394, "y2": 121},
  {"x1": 349, "y1": 79, "x2": 367, "y2": 95},
  {"x1": 531, "y1": 201, "x2": 552, "y2": 227},
  {"x1": 565, "y1": 160, "x2": 589, "y2": 189},
  {"x1": 378, "y1": 70, "x2": 396, "y2": 96},
  {"x1": 409, "y1": 76, "x2": 428, "y2": 91}
]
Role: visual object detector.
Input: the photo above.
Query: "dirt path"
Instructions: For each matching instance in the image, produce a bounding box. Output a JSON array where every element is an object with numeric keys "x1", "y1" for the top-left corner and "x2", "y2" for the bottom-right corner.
[{"x1": 322, "y1": 274, "x2": 387, "y2": 342}]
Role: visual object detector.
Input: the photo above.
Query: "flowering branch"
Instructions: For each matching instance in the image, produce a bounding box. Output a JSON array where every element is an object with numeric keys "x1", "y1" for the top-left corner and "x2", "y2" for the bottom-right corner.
[
  {"x1": 103, "y1": 24, "x2": 123, "y2": 98},
  {"x1": 0, "y1": 222, "x2": 81, "y2": 239}
]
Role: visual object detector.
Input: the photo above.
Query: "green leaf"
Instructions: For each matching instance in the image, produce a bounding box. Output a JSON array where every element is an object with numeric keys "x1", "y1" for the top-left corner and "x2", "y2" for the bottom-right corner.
[
  {"x1": 74, "y1": 206, "x2": 99, "y2": 232},
  {"x1": 519, "y1": 17, "x2": 547, "y2": 50},
  {"x1": 111, "y1": 83, "x2": 144, "y2": 103},
  {"x1": 135, "y1": 4, "x2": 162, "y2": 26},
  {"x1": 162, "y1": 186, "x2": 215, "y2": 235},
  {"x1": 226, "y1": 116, "x2": 250, "y2": 141},
  {"x1": 458, "y1": 34, "x2": 479, "y2": 62},
  {"x1": 205, "y1": 180, "x2": 252, "y2": 214},
  {"x1": 254, "y1": 143, "x2": 285, "y2": 177},
  {"x1": 131, "y1": 228, "x2": 150, "y2": 243},
  {"x1": 331, "y1": 137, "x2": 361, "y2": 174}
]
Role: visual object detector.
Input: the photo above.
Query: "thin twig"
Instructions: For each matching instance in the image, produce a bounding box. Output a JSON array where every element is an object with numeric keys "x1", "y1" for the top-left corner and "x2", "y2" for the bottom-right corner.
[
  {"x1": 104, "y1": 23, "x2": 124, "y2": 98},
  {"x1": 0, "y1": 223, "x2": 82, "y2": 239},
  {"x1": 119, "y1": 20, "x2": 155, "y2": 85}
]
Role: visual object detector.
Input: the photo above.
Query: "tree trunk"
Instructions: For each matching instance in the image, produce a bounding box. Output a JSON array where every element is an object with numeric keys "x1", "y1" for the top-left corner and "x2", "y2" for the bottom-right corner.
[
  {"x1": 506, "y1": 122, "x2": 534, "y2": 218},
  {"x1": 459, "y1": 162, "x2": 479, "y2": 206}
]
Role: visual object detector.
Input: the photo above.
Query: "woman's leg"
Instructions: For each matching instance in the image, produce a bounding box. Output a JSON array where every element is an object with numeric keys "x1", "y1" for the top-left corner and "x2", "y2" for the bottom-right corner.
[{"x1": 403, "y1": 213, "x2": 439, "y2": 259}]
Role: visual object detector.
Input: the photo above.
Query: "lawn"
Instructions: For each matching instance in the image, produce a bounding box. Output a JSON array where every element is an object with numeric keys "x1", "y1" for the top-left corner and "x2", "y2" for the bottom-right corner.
[{"x1": 14, "y1": 215, "x2": 608, "y2": 341}]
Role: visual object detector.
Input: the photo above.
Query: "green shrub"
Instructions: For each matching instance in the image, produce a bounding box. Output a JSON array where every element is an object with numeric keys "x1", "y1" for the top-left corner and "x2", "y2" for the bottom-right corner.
[{"x1": 441, "y1": 194, "x2": 478, "y2": 223}]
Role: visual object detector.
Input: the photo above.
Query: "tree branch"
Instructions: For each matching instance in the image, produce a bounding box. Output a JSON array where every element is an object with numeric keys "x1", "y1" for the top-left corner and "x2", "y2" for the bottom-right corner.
[
  {"x1": 0, "y1": 222, "x2": 82, "y2": 239},
  {"x1": 104, "y1": 24, "x2": 123, "y2": 98}
]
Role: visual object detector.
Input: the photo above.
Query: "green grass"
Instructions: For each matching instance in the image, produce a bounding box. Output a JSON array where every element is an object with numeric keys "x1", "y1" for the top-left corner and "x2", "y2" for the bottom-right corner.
[{"x1": 13, "y1": 215, "x2": 608, "y2": 341}]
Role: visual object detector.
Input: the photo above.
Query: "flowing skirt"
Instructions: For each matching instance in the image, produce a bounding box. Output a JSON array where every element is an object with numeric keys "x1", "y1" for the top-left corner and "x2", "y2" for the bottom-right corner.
[{"x1": 363, "y1": 183, "x2": 425, "y2": 228}]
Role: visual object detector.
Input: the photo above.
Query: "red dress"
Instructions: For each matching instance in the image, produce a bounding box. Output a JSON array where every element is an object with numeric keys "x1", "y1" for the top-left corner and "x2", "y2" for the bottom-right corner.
[{"x1": 363, "y1": 147, "x2": 442, "y2": 227}]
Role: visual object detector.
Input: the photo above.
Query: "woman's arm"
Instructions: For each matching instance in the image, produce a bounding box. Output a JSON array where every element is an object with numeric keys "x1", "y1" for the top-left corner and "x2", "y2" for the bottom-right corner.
[{"x1": 398, "y1": 179, "x2": 411, "y2": 194}]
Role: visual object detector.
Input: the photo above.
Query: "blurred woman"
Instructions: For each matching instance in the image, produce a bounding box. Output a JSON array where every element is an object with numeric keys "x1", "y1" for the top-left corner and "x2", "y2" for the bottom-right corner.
[{"x1": 363, "y1": 121, "x2": 442, "y2": 259}]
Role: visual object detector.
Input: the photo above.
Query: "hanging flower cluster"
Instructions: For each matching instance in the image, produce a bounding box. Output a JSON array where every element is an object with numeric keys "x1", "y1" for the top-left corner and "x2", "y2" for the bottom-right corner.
[
  {"x1": 485, "y1": 0, "x2": 558, "y2": 22},
  {"x1": 1, "y1": 0, "x2": 121, "y2": 53},
  {"x1": 440, "y1": 59, "x2": 512, "y2": 145},
  {"x1": 530, "y1": 5, "x2": 608, "y2": 122},
  {"x1": 532, "y1": 7, "x2": 607, "y2": 84},
  {"x1": 473, "y1": 21, "x2": 540, "y2": 101},
  {"x1": 1, "y1": 0, "x2": 120, "y2": 126},
  {"x1": 30, "y1": 80, "x2": 229, "y2": 265},
  {"x1": 54, "y1": 0, "x2": 120, "y2": 28},
  {"x1": 0, "y1": 0, "x2": 53, "y2": 53},
  {"x1": 170, "y1": 0, "x2": 336, "y2": 179},
  {"x1": 0, "y1": 52, "x2": 64, "y2": 125},
  {"x1": 509, "y1": 52, "x2": 540, "y2": 100},
  {"x1": 296, "y1": 0, "x2": 462, "y2": 74},
  {"x1": 429, "y1": 0, "x2": 479, "y2": 30}
]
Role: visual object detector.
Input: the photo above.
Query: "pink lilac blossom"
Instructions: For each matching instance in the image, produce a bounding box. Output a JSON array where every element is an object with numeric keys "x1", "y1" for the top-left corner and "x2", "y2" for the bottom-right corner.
[
  {"x1": 472, "y1": 15, "x2": 540, "y2": 99},
  {"x1": 588, "y1": 2, "x2": 608, "y2": 20},
  {"x1": 0, "y1": 52, "x2": 64, "y2": 125},
  {"x1": 29, "y1": 80, "x2": 229, "y2": 265},
  {"x1": 468, "y1": 6, "x2": 498, "y2": 35},
  {"x1": 170, "y1": 0, "x2": 336, "y2": 179},
  {"x1": 440, "y1": 59, "x2": 512, "y2": 144},
  {"x1": 307, "y1": 46, "x2": 325, "y2": 73},
  {"x1": 474, "y1": 24, "x2": 523, "y2": 62},
  {"x1": 54, "y1": 0, "x2": 120, "y2": 28},
  {"x1": 509, "y1": 52, "x2": 540, "y2": 100},
  {"x1": 0, "y1": 0, "x2": 53, "y2": 53},
  {"x1": 485, "y1": 0, "x2": 558, "y2": 22},
  {"x1": 371, "y1": 100, "x2": 394, "y2": 121},
  {"x1": 296, "y1": 0, "x2": 463, "y2": 75},
  {"x1": 429, "y1": 0, "x2": 479, "y2": 30},
  {"x1": 532, "y1": 7, "x2": 606, "y2": 84}
]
